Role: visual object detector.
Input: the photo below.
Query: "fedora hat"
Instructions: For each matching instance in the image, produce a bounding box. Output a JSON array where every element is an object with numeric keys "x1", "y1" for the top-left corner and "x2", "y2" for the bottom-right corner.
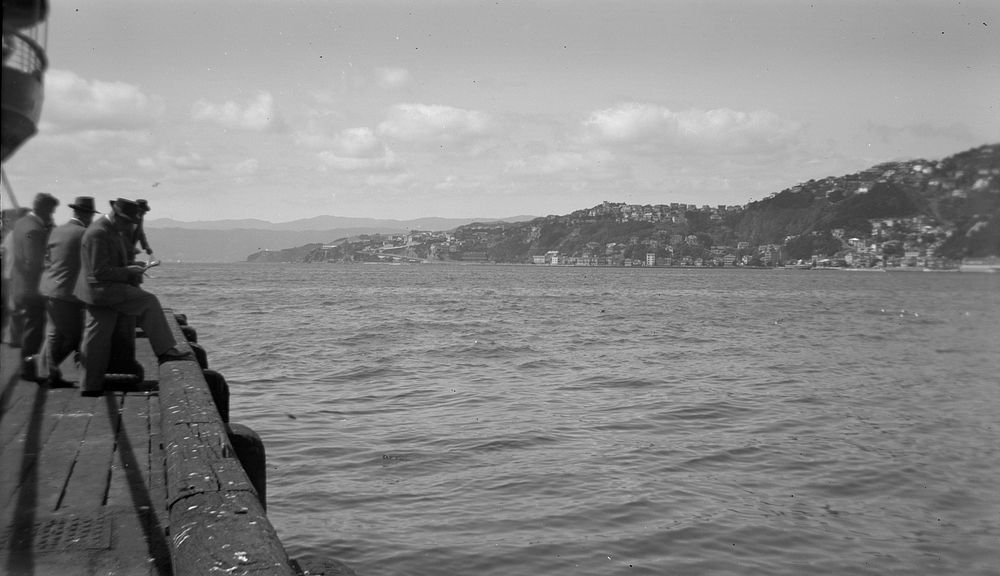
[
  {"x1": 68, "y1": 196, "x2": 97, "y2": 213},
  {"x1": 109, "y1": 198, "x2": 141, "y2": 223}
]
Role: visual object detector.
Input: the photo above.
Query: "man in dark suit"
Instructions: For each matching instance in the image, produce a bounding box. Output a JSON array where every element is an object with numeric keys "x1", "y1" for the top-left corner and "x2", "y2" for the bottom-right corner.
[
  {"x1": 133, "y1": 199, "x2": 154, "y2": 256},
  {"x1": 11, "y1": 193, "x2": 59, "y2": 380},
  {"x1": 75, "y1": 197, "x2": 190, "y2": 396},
  {"x1": 39, "y1": 196, "x2": 99, "y2": 387}
]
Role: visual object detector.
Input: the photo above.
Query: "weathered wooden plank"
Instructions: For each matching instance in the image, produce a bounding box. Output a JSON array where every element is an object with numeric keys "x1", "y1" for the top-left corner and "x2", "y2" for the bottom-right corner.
[
  {"x1": 163, "y1": 421, "x2": 255, "y2": 507},
  {"x1": 57, "y1": 393, "x2": 121, "y2": 513},
  {"x1": 0, "y1": 397, "x2": 94, "y2": 574},
  {"x1": 161, "y1": 361, "x2": 223, "y2": 423},
  {"x1": 161, "y1": 362, "x2": 256, "y2": 505},
  {"x1": 101, "y1": 505, "x2": 169, "y2": 576},
  {"x1": 106, "y1": 392, "x2": 165, "y2": 505},
  {"x1": 103, "y1": 391, "x2": 159, "y2": 576},
  {"x1": 94, "y1": 344, "x2": 174, "y2": 576},
  {"x1": 106, "y1": 396, "x2": 142, "y2": 504},
  {"x1": 0, "y1": 380, "x2": 76, "y2": 465},
  {"x1": 169, "y1": 491, "x2": 294, "y2": 576},
  {"x1": 0, "y1": 378, "x2": 34, "y2": 452},
  {"x1": 25, "y1": 402, "x2": 94, "y2": 515},
  {"x1": 146, "y1": 391, "x2": 169, "y2": 542},
  {"x1": 0, "y1": 383, "x2": 49, "y2": 513},
  {"x1": 145, "y1": 394, "x2": 172, "y2": 576},
  {"x1": 1, "y1": 339, "x2": 173, "y2": 576},
  {"x1": 0, "y1": 350, "x2": 88, "y2": 468}
]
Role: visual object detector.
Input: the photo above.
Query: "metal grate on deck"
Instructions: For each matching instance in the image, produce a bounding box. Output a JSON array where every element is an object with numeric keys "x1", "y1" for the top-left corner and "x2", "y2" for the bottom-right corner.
[{"x1": 0, "y1": 513, "x2": 111, "y2": 552}]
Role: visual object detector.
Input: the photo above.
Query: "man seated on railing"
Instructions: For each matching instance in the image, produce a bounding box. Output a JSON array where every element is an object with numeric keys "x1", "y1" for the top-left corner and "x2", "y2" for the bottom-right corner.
[{"x1": 75, "y1": 197, "x2": 190, "y2": 397}]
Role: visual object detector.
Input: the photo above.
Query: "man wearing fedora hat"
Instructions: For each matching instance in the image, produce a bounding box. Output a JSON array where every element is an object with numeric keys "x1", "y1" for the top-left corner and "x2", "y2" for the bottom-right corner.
[
  {"x1": 11, "y1": 192, "x2": 59, "y2": 381},
  {"x1": 39, "y1": 196, "x2": 99, "y2": 387},
  {"x1": 75, "y1": 198, "x2": 190, "y2": 396}
]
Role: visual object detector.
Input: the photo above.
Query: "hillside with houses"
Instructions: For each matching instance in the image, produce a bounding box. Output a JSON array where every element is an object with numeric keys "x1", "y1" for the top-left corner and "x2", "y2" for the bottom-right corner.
[{"x1": 251, "y1": 143, "x2": 999, "y2": 269}]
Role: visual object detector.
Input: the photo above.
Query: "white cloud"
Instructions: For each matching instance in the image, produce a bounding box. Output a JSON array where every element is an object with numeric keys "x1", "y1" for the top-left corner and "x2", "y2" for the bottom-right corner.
[
  {"x1": 364, "y1": 172, "x2": 414, "y2": 188},
  {"x1": 376, "y1": 103, "x2": 495, "y2": 146},
  {"x1": 317, "y1": 147, "x2": 397, "y2": 172},
  {"x1": 38, "y1": 130, "x2": 153, "y2": 148},
  {"x1": 506, "y1": 149, "x2": 614, "y2": 176},
  {"x1": 330, "y1": 127, "x2": 381, "y2": 158},
  {"x1": 293, "y1": 109, "x2": 366, "y2": 149},
  {"x1": 312, "y1": 126, "x2": 399, "y2": 171},
  {"x1": 136, "y1": 150, "x2": 211, "y2": 172},
  {"x1": 42, "y1": 69, "x2": 164, "y2": 132},
  {"x1": 375, "y1": 67, "x2": 411, "y2": 90},
  {"x1": 584, "y1": 103, "x2": 800, "y2": 154},
  {"x1": 431, "y1": 174, "x2": 489, "y2": 193},
  {"x1": 192, "y1": 92, "x2": 283, "y2": 131},
  {"x1": 433, "y1": 174, "x2": 461, "y2": 191},
  {"x1": 233, "y1": 158, "x2": 260, "y2": 175},
  {"x1": 294, "y1": 127, "x2": 335, "y2": 149}
]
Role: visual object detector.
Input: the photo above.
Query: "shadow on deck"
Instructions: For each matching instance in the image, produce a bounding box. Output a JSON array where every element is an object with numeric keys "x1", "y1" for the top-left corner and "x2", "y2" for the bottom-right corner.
[
  {"x1": 0, "y1": 310, "x2": 310, "y2": 576},
  {"x1": 0, "y1": 335, "x2": 170, "y2": 575}
]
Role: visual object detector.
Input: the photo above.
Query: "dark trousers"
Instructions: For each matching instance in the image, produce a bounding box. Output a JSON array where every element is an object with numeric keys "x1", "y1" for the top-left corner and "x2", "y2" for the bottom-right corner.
[
  {"x1": 45, "y1": 297, "x2": 85, "y2": 375},
  {"x1": 0, "y1": 276, "x2": 10, "y2": 343},
  {"x1": 14, "y1": 293, "x2": 46, "y2": 360},
  {"x1": 79, "y1": 285, "x2": 177, "y2": 392}
]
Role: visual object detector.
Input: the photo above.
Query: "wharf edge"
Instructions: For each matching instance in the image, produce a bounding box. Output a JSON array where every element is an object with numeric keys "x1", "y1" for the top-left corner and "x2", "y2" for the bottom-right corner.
[{"x1": 0, "y1": 309, "x2": 300, "y2": 575}]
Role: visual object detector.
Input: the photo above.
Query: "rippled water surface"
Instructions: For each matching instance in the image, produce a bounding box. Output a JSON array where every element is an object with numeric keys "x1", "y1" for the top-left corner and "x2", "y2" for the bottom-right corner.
[{"x1": 153, "y1": 264, "x2": 999, "y2": 576}]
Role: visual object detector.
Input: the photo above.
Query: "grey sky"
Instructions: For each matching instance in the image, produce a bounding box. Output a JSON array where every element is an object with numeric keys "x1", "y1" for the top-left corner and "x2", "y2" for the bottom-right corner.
[{"x1": 4, "y1": 0, "x2": 997, "y2": 222}]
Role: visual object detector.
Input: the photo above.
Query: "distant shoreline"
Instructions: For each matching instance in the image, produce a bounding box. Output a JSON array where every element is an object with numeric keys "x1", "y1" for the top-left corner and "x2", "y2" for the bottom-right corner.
[{"x1": 209, "y1": 260, "x2": 999, "y2": 273}]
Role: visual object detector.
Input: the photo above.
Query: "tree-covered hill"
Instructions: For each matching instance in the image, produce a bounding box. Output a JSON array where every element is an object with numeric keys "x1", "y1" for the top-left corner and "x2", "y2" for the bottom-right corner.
[
  {"x1": 730, "y1": 144, "x2": 998, "y2": 246},
  {"x1": 447, "y1": 143, "x2": 998, "y2": 263}
]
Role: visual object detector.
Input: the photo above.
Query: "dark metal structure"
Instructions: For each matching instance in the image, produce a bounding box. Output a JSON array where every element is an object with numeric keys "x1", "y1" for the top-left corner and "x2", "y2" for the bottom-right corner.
[{"x1": 2, "y1": 0, "x2": 49, "y2": 163}]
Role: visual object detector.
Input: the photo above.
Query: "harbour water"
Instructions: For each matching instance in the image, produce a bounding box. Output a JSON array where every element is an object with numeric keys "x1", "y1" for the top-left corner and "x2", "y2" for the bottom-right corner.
[{"x1": 152, "y1": 263, "x2": 998, "y2": 576}]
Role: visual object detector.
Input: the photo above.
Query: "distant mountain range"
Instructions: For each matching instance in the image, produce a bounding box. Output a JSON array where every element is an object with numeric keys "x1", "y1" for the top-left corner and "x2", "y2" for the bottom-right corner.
[{"x1": 144, "y1": 215, "x2": 534, "y2": 262}]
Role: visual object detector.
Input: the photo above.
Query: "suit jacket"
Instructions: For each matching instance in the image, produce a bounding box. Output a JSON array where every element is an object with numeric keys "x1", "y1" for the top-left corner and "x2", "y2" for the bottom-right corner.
[
  {"x1": 75, "y1": 215, "x2": 133, "y2": 306},
  {"x1": 10, "y1": 212, "x2": 50, "y2": 303},
  {"x1": 132, "y1": 218, "x2": 151, "y2": 253},
  {"x1": 40, "y1": 218, "x2": 88, "y2": 302}
]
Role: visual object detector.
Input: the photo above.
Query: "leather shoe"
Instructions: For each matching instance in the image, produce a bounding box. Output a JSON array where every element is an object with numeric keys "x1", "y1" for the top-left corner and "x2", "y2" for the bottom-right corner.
[
  {"x1": 158, "y1": 347, "x2": 194, "y2": 363},
  {"x1": 44, "y1": 375, "x2": 77, "y2": 388},
  {"x1": 20, "y1": 357, "x2": 38, "y2": 381}
]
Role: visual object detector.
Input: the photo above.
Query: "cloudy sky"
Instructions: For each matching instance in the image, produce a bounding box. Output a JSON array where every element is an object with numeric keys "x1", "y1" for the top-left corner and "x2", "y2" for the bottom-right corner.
[{"x1": 4, "y1": 0, "x2": 998, "y2": 223}]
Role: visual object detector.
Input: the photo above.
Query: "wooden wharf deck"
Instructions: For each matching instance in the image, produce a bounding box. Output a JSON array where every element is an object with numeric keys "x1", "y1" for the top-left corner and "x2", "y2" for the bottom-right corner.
[{"x1": 1, "y1": 311, "x2": 298, "y2": 576}]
